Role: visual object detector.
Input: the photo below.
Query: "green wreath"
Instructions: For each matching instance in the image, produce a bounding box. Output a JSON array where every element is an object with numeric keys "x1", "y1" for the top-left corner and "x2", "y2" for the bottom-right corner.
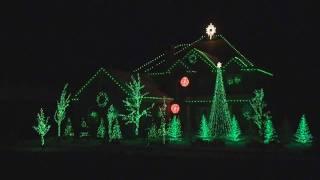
[
  {"x1": 96, "y1": 91, "x2": 109, "y2": 108},
  {"x1": 188, "y1": 54, "x2": 197, "y2": 64}
]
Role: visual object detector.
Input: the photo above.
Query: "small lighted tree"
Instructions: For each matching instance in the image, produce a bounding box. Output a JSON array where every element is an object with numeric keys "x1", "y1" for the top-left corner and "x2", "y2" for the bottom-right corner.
[
  {"x1": 228, "y1": 115, "x2": 242, "y2": 142},
  {"x1": 110, "y1": 119, "x2": 122, "y2": 141},
  {"x1": 64, "y1": 118, "x2": 74, "y2": 137},
  {"x1": 107, "y1": 105, "x2": 118, "y2": 139},
  {"x1": 97, "y1": 118, "x2": 106, "y2": 139},
  {"x1": 198, "y1": 114, "x2": 212, "y2": 141},
  {"x1": 158, "y1": 97, "x2": 167, "y2": 144},
  {"x1": 122, "y1": 74, "x2": 154, "y2": 136},
  {"x1": 33, "y1": 108, "x2": 51, "y2": 146},
  {"x1": 263, "y1": 117, "x2": 277, "y2": 144},
  {"x1": 293, "y1": 115, "x2": 312, "y2": 144},
  {"x1": 147, "y1": 123, "x2": 159, "y2": 140},
  {"x1": 243, "y1": 89, "x2": 270, "y2": 136},
  {"x1": 167, "y1": 116, "x2": 182, "y2": 141},
  {"x1": 54, "y1": 83, "x2": 71, "y2": 137}
]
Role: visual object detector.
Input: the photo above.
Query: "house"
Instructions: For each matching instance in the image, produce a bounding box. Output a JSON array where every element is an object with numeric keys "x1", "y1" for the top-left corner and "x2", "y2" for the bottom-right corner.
[{"x1": 133, "y1": 31, "x2": 273, "y2": 136}]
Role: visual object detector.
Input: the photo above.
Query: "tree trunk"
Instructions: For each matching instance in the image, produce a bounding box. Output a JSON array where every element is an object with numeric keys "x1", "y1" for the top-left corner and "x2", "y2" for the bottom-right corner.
[
  {"x1": 58, "y1": 124, "x2": 61, "y2": 137},
  {"x1": 41, "y1": 136, "x2": 44, "y2": 146},
  {"x1": 135, "y1": 125, "x2": 139, "y2": 136}
]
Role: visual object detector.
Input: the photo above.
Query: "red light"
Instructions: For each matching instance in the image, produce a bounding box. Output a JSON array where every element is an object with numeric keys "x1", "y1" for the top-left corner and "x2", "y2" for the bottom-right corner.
[
  {"x1": 170, "y1": 104, "x2": 180, "y2": 114},
  {"x1": 180, "y1": 76, "x2": 190, "y2": 87}
]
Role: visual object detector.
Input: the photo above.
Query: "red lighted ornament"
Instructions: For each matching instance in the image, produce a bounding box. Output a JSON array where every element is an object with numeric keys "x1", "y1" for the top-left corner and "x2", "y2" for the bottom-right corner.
[
  {"x1": 170, "y1": 104, "x2": 180, "y2": 114},
  {"x1": 180, "y1": 76, "x2": 190, "y2": 87}
]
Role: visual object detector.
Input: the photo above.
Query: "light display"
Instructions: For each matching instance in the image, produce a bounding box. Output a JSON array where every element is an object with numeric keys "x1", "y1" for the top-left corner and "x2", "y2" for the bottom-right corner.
[
  {"x1": 107, "y1": 105, "x2": 118, "y2": 140},
  {"x1": 167, "y1": 116, "x2": 182, "y2": 141},
  {"x1": 180, "y1": 76, "x2": 190, "y2": 87},
  {"x1": 263, "y1": 117, "x2": 277, "y2": 144},
  {"x1": 33, "y1": 108, "x2": 51, "y2": 146},
  {"x1": 158, "y1": 97, "x2": 167, "y2": 144},
  {"x1": 170, "y1": 104, "x2": 180, "y2": 114},
  {"x1": 96, "y1": 91, "x2": 109, "y2": 108},
  {"x1": 54, "y1": 83, "x2": 71, "y2": 137},
  {"x1": 122, "y1": 74, "x2": 154, "y2": 136},
  {"x1": 198, "y1": 114, "x2": 212, "y2": 141},
  {"x1": 147, "y1": 123, "x2": 159, "y2": 140},
  {"x1": 227, "y1": 115, "x2": 242, "y2": 142},
  {"x1": 97, "y1": 118, "x2": 106, "y2": 139},
  {"x1": 110, "y1": 119, "x2": 122, "y2": 141},
  {"x1": 206, "y1": 23, "x2": 216, "y2": 40},
  {"x1": 64, "y1": 118, "x2": 74, "y2": 137},
  {"x1": 208, "y1": 62, "x2": 232, "y2": 139},
  {"x1": 80, "y1": 118, "x2": 89, "y2": 138},
  {"x1": 293, "y1": 115, "x2": 313, "y2": 144},
  {"x1": 243, "y1": 89, "x2": 271, "y2": 136}
]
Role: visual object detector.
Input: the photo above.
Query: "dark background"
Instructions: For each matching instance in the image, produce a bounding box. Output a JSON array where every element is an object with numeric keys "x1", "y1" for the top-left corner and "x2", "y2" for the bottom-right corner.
[{"x1": 1, "y1": 1, "x2": 318, "y2": 143}]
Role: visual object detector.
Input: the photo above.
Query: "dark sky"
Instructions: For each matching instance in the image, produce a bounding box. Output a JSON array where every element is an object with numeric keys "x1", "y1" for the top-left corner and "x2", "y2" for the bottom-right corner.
[{"x1": 2, "y1": 1, "x2": 318, "y2": 129}]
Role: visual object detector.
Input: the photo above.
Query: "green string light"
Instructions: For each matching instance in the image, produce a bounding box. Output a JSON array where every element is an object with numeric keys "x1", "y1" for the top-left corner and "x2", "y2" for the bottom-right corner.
[{"x1": 293, "y1": 114, "x2": 313, "y2": 144}]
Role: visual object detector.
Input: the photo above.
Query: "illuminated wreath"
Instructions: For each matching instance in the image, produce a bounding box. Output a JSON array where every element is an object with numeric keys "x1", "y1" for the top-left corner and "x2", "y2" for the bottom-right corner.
[
  {"x1": 96, "y1": 91, "x2": 109, "y2": 108},
  {"x1": 188, "y1": 54, "x2": 197, "y2": 64}
]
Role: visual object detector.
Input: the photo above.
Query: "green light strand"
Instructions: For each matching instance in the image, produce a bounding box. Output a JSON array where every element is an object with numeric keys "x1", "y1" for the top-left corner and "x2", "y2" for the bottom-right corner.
[
  {"x1": 294, "y1": 114, "x2": 313, "y2": 144},
  {"x1": 33, "y1": 108, "x2": 51, "y2": 146},
  {"x1": 263, "y1": 117, "x2": 277, "y2": 144},
  {"x1": 167, "y1": 115, "x2": 182, "y2": 141},
  {"x1": 218, "y1": 34, "x2": 254, "y2": 67},
  {"x1": 74, "y1": 68, "x2": 128, "y2": 100},
  {"x1": 198, "y1": 114, "x2": 212, "y2": 141},
  {"x1": 227, "y1": 115, "x2": 242, "y2": 142},
  {"x1": 54, "y1": 83, "x2": 71, "y2": 137},
  {"x1": 208, "y1": 64, "x2": 232, "y2": 139}
]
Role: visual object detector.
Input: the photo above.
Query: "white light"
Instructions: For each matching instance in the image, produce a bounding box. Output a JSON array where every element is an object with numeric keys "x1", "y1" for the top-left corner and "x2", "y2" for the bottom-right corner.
[
  {"x1": 206, "y1": 23, "x2": 216, "y2": 40},
  {"x1": 217, "y1": 62, "x2": 222, "y2": 68}
]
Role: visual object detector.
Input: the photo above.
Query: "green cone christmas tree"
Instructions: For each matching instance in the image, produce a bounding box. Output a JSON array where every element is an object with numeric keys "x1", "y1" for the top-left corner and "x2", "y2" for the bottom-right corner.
[
  {"x1": 97, "y1": 118, "x2": 106, "y2": 139},
  {"x1": 110, "y1": 119, "x2": 122, "y2": 141},
  {"x1": 294, "y1": 114, "x2": 312, "y2": 144},
  {"x1": 198, "y1": 114, "x2": 212, "y2": 141},
  {"x1": 263, "y1": 117, "x2": 277, "y2": 144},
  {"x1": 228, "y1": 115, "x2": 242, "y2": 142},
  {"x1": 167, "y1": 116, "x2": 182, "y2": 141},
  {"x1": 209, "y1": 62, "x2": 232, "y2": 139}
]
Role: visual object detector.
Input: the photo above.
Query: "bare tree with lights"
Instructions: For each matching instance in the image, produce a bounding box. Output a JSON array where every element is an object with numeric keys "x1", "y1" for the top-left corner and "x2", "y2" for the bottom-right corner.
[
  {"x1": 54, "y1": 83, "x2": 71, "y2": 137},
  {"x1": 122, "y1": 74, "x2": 154, "y2": 136},
  {"x1": 33, "y1": 108, "x2": 51, "y2": 146},
  {"x1": 243, "y1": 89, "x2": 271, "y2": 136}
]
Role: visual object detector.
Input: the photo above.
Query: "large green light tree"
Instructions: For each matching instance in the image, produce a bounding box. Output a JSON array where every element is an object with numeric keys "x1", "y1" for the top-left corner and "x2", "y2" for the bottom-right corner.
[
  {"x1": 294, "y1": 114, "x2": 312, "y2": 144},
  {"x1": 54, "y1": 83, "x2": 71, "y2": 137},
  {"x1": 123, "y1": 74, "x2": 154, "y2": 136},
  {"x1": 33, "y1": 108, "x2": 51, "y2": 146},
  {"x1": 209, "y1": 62, "x2": 232, "y2": 139}
]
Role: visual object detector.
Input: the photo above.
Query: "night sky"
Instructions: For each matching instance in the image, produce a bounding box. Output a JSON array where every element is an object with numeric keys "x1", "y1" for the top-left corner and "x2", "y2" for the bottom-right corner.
[{"x1": 2, "y1": 1, "x2": 318, "y2": 140}]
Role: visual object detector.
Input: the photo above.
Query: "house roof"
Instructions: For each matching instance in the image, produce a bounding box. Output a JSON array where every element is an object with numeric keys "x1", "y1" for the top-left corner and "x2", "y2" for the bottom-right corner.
[
  {"x1": 133, "y1": 34, "x2": 273, "y2": 77},
  {"x1": 72, "y1": 67, "x2": 173, "y2": 102}
]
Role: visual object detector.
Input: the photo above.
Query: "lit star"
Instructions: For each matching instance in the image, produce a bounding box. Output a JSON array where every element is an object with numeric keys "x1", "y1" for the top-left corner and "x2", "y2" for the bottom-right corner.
[
  {"x1": 206, "y1": 23, "x2": 216, "y2": 40},
  {"x1": 217, "y1": 62, "x2": 222, "y2": 68}
]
